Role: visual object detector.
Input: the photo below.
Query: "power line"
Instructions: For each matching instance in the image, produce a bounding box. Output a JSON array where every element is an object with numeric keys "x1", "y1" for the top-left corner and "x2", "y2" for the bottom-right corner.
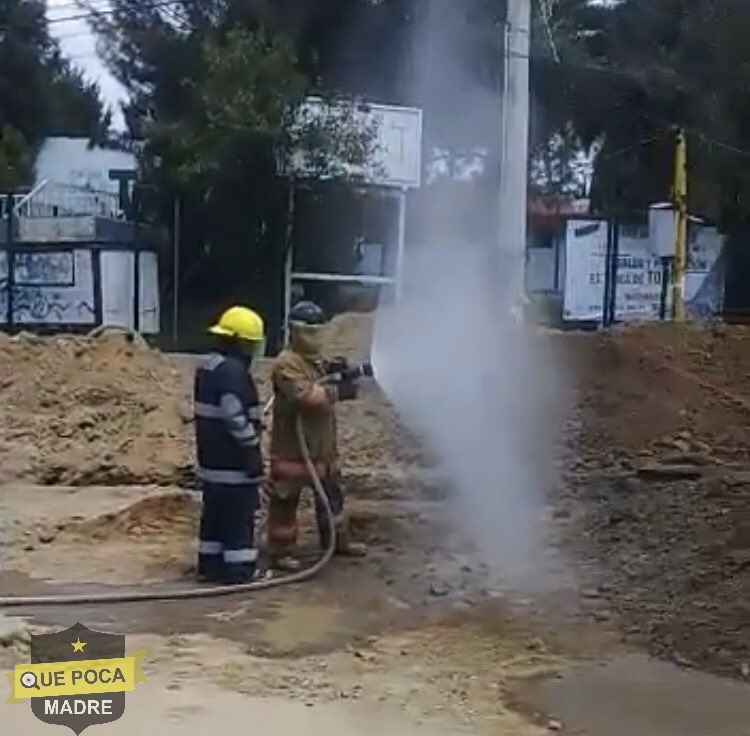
[
  {"x1": 688, "y1": 128, "x2": 750, "y2": 159},
  {"x1": 47, "y1": 0, "x2": 111, "y2": 14},
  {"x1": 23, "y1": 4, "x2": 750, "y2": 164},
  {"x1": 0, "y1": 0, "x2": 186, "y2": 32},
  {"x1": 25, "y1": 3, "x2": 702, "y2": 93}
]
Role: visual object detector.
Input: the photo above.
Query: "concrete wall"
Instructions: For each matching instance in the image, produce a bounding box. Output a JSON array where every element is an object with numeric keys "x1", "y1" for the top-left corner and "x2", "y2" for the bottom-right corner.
[{"x1": 0, "y1": 217, "x2": 135, "y2": 243}]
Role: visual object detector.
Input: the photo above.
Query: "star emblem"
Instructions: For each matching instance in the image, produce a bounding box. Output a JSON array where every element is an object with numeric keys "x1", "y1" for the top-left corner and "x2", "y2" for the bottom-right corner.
[{"x1": 71, "y1": 638, "x2": 87, "y2": 653}]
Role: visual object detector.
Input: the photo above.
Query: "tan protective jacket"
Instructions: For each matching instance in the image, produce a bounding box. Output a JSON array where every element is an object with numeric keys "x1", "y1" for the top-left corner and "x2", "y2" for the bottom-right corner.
[{"x1": 269, "y1": 349, "x2": 338, "y2": 479}]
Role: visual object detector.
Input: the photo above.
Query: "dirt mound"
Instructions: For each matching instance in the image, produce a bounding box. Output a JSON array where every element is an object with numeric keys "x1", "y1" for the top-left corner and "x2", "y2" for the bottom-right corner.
[
  {"x1": 0, "y1": 331, "x2": 192, "y2": 486},
  {"x1": 561, "y1": 472, "x2": 750, "y2": 679},
  {"x1": 71, "y1": 493, "x2": 200, "y2": 540},
  {"x1": 0, "y1": 312, "x2": 424, "y2": 487},
  {"x1": 561, "y1": 322, "x2": 750, "y2": 679},
  {"x1": 569, "y1": 322, "x2": 750, "y2": 472},
  {"x1": 322, "y1": 311, "x2": 375, "y2": 362}
]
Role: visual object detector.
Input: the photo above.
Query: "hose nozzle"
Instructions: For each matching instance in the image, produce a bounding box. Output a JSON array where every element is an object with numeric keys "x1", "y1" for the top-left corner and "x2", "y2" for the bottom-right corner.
[
  {"x1": 349, "y1": 362, "x2": 374, "y2": 380},
  {"x1": 324, "y1": 361, "x2": 375, "y2": 383}
]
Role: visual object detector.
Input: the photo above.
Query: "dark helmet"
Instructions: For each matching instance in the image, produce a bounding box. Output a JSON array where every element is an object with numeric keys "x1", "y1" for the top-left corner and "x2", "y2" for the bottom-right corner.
[{"x1": 288, "y1": 300, "x2": 326, "y2": 326}]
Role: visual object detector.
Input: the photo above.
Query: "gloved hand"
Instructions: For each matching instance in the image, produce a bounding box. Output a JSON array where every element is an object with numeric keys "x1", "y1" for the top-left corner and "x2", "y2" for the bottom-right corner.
[
  {"x1": 336, "y1": 379, "x2": 358, "y2": 402},
  {"x1": 323, "y1": 356, "x2": 349, "y2": 377}
]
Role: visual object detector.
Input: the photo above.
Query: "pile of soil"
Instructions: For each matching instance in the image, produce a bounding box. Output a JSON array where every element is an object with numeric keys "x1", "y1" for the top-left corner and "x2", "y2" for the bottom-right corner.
[
  {"x1": 0, "y1": 331, "x2": 192, "y2": 486},
  {"x1": 560, "y1": 471, "x2": 750, "y2": 679},
  {"x1": 560, "y1": 322, "x2": 750, "y2": 679},
  {"x1": 71, "y1": 493, "x2": 200, "y2": 540},
  {"x1": 0, "y1": 311, "x2": 421, "y2": 488},
  {"x1": 568, "y1": 322, "x2": 750, "y2": 472},
  {"x1": 323, "y1": 311, "x2": 375, "y2": 362}
]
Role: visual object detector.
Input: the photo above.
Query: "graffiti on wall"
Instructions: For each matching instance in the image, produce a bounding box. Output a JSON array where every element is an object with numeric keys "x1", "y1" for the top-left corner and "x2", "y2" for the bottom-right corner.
[
  {"x1": 14, "y1": 252, "x2": 75, "y2": 286},
  {"x1": 0, "y1": 249, "x2": 96, "y2": 325}
]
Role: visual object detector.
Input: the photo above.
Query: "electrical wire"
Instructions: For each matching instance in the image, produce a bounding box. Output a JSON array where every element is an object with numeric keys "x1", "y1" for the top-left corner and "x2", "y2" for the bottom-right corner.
[
  {"x1": 10, "y1": 0, "x2": 750, "y2": 164},
  {"x1": 0, "y1": 0, "x2": 187, "y2": 33}
]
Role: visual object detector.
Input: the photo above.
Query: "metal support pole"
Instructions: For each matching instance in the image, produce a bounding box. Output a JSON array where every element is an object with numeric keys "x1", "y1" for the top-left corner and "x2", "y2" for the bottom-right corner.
[
  {"x1": 672, "y1": 128, "x2": 688, "y2": 321},
  {"x1": 6, "y1": 194, "x2": 15, "y2": 332},
  {"x1": 602, "y1": 219, "x2": 614, "y2": 327},
  {"x1": 172, "y1": 195, "x2": 181, "y2": 343},
  {"x1": 659, "y1": 256, "x2": 671, "y2": 320},
  {"x1": 394, "y1": 188, "x2": 407, "y2": 301},
  {"x1": 608, "y1": 219, "x2": 620, "y2": 324}
]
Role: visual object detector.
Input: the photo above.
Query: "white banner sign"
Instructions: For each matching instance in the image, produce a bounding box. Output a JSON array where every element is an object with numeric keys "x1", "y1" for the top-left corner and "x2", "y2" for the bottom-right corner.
[
  {"x1": 563, "y1": 219, "x2": 722, "y2": 322},
  {"x1": 563, "y1": 220, "x2": 669, "y2": 321},
  {"x1": 286, "y1": 97, "x2": 423, "y2": 189}
]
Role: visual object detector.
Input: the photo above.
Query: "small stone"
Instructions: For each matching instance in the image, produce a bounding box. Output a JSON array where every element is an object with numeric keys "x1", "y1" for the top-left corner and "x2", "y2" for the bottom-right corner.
[
  {"x1": 526, "y1": 637, "x2": 546, "y2": 652},
  {"x1": 637, "y1": 463, "x2": 704, "y2": 481},
  {"x1": 740, "y1": 662, "x2": 749, "y2": 679},
  {"x1": 429, "y1": 582, "x2": 450, "y2": 597},
  {"x1": 353, "y1": 650, "x2": 376, "y2": 663},
  {"x1": 547, "y1": 718, "x2": 563, "y2": 731},
  {"x1": 581, "y1": 588, "x2": 602, "y2": 600}
]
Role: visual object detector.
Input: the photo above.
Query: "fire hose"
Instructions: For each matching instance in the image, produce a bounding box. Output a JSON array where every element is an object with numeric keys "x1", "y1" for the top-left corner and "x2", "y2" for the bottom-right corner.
[{"x1": 0, "y1": 359, "x2": 373, "y2": 608}]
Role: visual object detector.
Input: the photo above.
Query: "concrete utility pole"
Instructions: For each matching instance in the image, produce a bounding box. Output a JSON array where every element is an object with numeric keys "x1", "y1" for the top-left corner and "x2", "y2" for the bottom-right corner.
[{"x1": 498, "y1": 0, "x2": 531, "y2": 310}]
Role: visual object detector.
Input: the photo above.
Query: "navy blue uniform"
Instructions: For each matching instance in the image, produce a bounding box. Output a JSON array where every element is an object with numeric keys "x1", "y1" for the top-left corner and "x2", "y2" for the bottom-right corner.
[{"x1": 193, "y1": 351, "x2": 263, "y2": 582}]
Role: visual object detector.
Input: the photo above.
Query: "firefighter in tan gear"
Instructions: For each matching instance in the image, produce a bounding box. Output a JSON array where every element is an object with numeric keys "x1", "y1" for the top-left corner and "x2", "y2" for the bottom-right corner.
[{"x1": 266, "y1": 300, "x2": 367, "y2": 570}]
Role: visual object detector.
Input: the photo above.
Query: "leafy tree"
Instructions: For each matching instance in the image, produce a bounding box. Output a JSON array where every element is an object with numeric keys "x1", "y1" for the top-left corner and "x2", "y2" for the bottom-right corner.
[
  {"x1": 534, "y1": 0, "x2": 750, "y2": 223},
  {"x1": 87, "y1": 0, "x2": 389, "y2": 345},
  {"x1": 0, "y1": 0, "x2": 110, "y2": 189},
  {"x1": 0, "y1": 124, "x2": 32, "y2": 190}
]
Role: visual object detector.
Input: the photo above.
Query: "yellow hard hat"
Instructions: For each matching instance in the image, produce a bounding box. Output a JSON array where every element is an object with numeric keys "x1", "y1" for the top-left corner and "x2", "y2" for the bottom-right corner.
[{"x1": 209, "y1": 306, "x2": 265, "y2": 342}]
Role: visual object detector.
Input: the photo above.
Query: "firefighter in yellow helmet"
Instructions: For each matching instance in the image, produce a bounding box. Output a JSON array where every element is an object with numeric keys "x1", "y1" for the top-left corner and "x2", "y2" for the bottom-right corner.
[
  {"x1": 193, "y1": 305, "x2": 265, "y2": 583},
  {"x1": 265, "y1": 300, "x2": 367, "y2": 570}
]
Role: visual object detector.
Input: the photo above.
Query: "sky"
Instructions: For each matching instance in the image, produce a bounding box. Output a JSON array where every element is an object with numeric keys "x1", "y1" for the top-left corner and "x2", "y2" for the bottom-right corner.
[{"x1": 47, "y1": 0, "x2": 128, "y2": 129}]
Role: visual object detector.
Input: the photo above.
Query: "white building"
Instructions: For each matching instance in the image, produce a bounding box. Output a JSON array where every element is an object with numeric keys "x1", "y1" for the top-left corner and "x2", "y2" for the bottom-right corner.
[{"x1": 0, "y1": 137, "x2": 159, "y2": 334}]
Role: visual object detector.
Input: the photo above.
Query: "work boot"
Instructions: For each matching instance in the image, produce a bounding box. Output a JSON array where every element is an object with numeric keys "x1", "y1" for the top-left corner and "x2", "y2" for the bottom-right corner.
[
  {"x1": 317, "y1": 519, "x2": 333, "y2": 552},
  {"x1": 271, "y1": 555, "x2": 303, "y2": 573},
  {"x1": 334, "y1": 529, "x2": 367, "y2": 558},
  {"x1": 197, "y1": 555, "x2": 223, "y2": 583},
  {"x1": 220, "y1": 564, "x2": 256, "y2": 585}
]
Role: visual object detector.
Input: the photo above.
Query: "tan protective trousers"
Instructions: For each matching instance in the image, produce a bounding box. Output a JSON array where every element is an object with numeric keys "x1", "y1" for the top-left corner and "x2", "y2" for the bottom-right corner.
[{"x1": 264, "y1": 474, "x2": 349, "y2": 557}]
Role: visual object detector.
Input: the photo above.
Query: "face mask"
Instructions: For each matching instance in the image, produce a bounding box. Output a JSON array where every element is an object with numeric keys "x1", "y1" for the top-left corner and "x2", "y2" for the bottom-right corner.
[{"x1": 290, "y1": 323, "x2": 325, "y2": 358}]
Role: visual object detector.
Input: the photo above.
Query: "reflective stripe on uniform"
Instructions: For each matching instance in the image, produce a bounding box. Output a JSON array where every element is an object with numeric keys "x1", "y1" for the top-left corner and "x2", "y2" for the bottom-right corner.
[
  {"x1": 223, "y1": 548, "x2": 259, "y2": 563},
  {"x1": 197, "y1": 467, "x2": 263, "y2": 485},
  {"x1": 219, "y1": 393, "x2": 260, "y2": 447},
  {"x1": 201, "y1": 353, "x2": 226, "y2": 371},
  {"x1": 195, "y1": 400, "x2": 261, "y2": 447},
  {"x1": 198, "y1": 540, "x2": 223, "y2": 554},
  {"x1": 230, "y1": 423, "x2": 259, "y2": 444},
  {"x1": 194, "y1": 401, "x2": 223, "y2": 418}
]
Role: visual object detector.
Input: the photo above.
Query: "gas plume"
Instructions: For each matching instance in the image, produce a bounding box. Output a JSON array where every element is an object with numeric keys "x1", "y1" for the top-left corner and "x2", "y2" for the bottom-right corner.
[{"x1": 372, "y1": 2, "x2": 569, "y2": 591}]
